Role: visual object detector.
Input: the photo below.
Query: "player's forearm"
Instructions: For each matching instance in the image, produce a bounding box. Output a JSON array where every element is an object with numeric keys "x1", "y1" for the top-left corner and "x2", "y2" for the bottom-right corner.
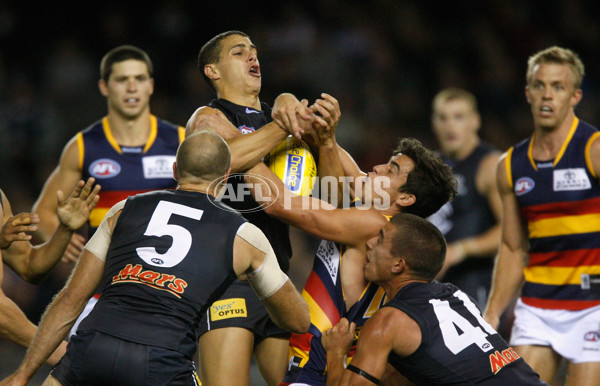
[
  {"x1": 26, "y1": 224, "x2": 73, "y2": 283},
  {"x1": 31, "y1": 208, "x2": 60, "y2": 244},
  {"x1": 325, "y1": 352, "x2": 346, "y2": 386},
  {"x1": 228, "y1": 121, "x2": 288, "y2": 172},
  {"x1": 318, "y1": 138, "x2": 348, "y2": 207},
  {"x1": 485, "y1": 245, "x2": 526, "y2": 323},
  {"x1": 457, "y1": 225, "x2": 502, "y2": 259},
  {"x1": 15, "y1": 288, "x2": 81, "y2": 381},
  {"x1": 0, "y1": 292, "x2": 39, "y2": 349},
  {"x1": 264, "y1": 280, "x2": 309, "y2": 334}
]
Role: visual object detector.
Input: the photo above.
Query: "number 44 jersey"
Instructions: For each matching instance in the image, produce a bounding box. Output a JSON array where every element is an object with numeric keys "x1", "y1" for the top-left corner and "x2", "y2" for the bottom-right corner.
[
  {"x1": 385, "y1": 281, "x2": 546, "y2": 385},
  {"x1": 78, "y1": 189, "x2": 246, "y2": 359}
]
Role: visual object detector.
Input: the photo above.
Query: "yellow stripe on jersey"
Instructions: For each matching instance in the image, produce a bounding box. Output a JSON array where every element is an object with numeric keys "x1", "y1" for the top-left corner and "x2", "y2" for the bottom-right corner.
[
  {"x1": 553, "y1": 117, "x2": 579, "y2": 167},
  {"x1": 586, "y1": 132, "x2": 600, "y2": 178},
  {"x1": 102, "y1": 117, "x2": 122, "y2": 154},
  {"x1": 302, "y1": 289, "x2": 334, "y2": 333},
  {"x1": 76, "y1": 132, "x2": 85, "y2": 171},
  {"x1": 89, "y1": 207, "x2": 110, "y2": 228},
  {"x1": 288, "y1": 345, "x2": 310, "y2": 368},
  {"x1": 505, "y1": 147, "x2": 514, "y2": 189},
  {"x1": 528, "y1": 213, "x2": 600, "y2": 238},
  {"x1": 142, "y1": 115, "x2": 158, "y2": 153},
  {"x1": 178, "y1": 126, "x2": 186, "y2": 143},
  {"x1": 524, "y1": 265, "x2": 600, "y2": 285}
]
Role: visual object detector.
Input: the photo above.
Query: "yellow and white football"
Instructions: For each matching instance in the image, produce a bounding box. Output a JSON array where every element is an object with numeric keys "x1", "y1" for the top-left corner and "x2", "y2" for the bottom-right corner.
[{"x1": 265, "y1": 136, "x2": 317, "y2": 196}]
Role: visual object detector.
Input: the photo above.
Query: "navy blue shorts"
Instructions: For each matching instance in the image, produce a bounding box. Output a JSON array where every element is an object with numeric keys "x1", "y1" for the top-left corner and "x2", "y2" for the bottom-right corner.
[
  {"x1": 197, "y1": 280, "x2": 289, "y2": 344},
  {"x1": 51, "y1": 331, "x2": 200, "y2": 385}
]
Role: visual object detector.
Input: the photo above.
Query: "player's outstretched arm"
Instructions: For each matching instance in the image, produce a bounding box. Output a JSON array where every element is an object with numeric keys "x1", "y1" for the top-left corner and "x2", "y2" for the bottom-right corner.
[
  {"x1": 2, "y1": 178, "x2": 100, "y2": 283},
  {"x1": 233, "y1": 223, "x2": 309, "y2": 334}
]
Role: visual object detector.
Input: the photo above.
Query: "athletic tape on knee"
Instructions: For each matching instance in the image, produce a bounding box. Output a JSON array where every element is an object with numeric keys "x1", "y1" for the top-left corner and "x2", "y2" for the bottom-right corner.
[
  {"x1": 236, "y1": 222, "x2": 289, "y2": 300},
  {"x1": 83, "y1": 200, "x2": 125, "y2": 262}
]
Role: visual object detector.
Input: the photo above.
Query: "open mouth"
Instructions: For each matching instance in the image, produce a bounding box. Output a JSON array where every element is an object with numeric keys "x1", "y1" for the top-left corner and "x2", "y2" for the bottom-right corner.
[{"x1": 249, "y1": 65, "x2": 260, "y2": 77}]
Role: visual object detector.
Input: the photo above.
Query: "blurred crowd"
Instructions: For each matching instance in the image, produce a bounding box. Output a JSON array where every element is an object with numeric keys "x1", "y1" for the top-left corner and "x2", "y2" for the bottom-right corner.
[{"x1": 1, "y1": 0, "x2": 599, "y2": 378}]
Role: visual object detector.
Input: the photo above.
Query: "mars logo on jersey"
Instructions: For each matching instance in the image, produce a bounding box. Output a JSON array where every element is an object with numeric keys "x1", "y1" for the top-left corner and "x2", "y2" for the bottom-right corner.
[
  {"x1": 514, "y1": 177, "x2": 534, "y2": 196},
  {"x1": 239, "y1": 125, "x2": 255, "y2": 134},
  {"x1": 111, "y1": 264, "x2": 188, "y2": 298},
  {"x1": 89, "y1": 159, "x2": 121, "y2": 179}
]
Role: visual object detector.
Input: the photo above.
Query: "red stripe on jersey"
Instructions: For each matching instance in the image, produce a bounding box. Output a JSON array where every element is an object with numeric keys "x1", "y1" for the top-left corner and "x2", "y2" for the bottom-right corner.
[
  {"x1": 529, "y1": 248, "x2": 600, "y2": 267},
  {"x1": 521, "y1": 197, "x2": 600, "y2": 221},
  {"x1": 521, "y1": 297, "x2": 600, "y2": 310},
  {"x1": 289, "y1": 331, "x2": 313, "y2": 352},
  {"x1": 304, "y1": 272, "x2": 341, "y2": 325},
  {"x1": 96, "y1": 190, "x2": 151, "y2": 208}
]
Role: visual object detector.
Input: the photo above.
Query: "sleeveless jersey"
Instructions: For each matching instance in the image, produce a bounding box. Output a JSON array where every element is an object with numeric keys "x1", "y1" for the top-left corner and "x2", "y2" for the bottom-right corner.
[
  {"x1": 385, "y1": 282, "x2": 544, "y2": 385},
  {"x1": 79, "y1": 115, "x2": 185, "y2": 235},
  {"x1": 78, "y1": 189, "x2": 246, "y2": 359},
  {"x1": 508, "y1": 118, "x2": 600, "y2": 310},
  {"x1": 209, "y1": 98, "x2": 292, "y2": 273},
  {"x1": 284, "y1": 216, "x2": 389, "y2": 385}
]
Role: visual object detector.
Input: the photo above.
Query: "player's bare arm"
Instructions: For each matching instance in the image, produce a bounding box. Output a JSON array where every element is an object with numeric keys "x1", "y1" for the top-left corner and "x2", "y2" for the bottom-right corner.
[
  {"x1": 483, "y1": 154, "x2": 528, "y2": 329},
  {"x1": 2, "y1": 178, "x2": 100, "y2": 283},
  {"x1": 233, "y1": 224, "x2": 309, "y2": 334}
]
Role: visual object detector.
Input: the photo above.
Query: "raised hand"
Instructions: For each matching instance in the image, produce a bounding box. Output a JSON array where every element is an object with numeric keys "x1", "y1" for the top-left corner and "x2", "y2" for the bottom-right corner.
[
  {"x1": 310, "y1": 93, "x2": 341, "y2": 145},
  {"x1": 0, "y1": 213, "x2": 39, "y2": 249},
  {"x1": 272, "y1": 93, "x2": 313, "y2": 139},
  {"x1": 56, "y1": 178, "x2": 101, "y2": 232}
]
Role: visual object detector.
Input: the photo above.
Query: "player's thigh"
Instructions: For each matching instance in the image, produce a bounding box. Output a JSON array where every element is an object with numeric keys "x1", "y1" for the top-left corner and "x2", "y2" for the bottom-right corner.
[
  {"x1": 514, "y1": 344, "x2": 561, "y2": 383},
  {"x1": 566, "y1": 361, "x2": 600, "y2": 386},
  {"x1": 42, "y1": 375, "x2": 63, "y2": 386},
  {"x1": 254, "y1": 336, "x2": 289, "y2": 386},
  {"x1": 198, "y1": 327, "x2": 254, "y2": 385}
]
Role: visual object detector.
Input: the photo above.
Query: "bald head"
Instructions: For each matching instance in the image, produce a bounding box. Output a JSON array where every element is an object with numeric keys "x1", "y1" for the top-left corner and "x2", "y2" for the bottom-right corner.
[{"x1": 175, "y1": 130, "x2": 231, "y2": 184}]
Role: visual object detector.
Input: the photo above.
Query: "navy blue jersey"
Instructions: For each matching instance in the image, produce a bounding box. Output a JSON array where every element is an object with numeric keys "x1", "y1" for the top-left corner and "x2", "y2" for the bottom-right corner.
[
  {"x1": 79, "y1": 115, "x2": 185, "y2": 235},
  {"x1": 209, "y1": 98, "x2": 292, "y2": 273},
  {"x1": 78, "y1": 189, "x2": 246, "y2": 359},
  {"x1": 384, "y1": 282, "x2": 544, "y2": 385}
]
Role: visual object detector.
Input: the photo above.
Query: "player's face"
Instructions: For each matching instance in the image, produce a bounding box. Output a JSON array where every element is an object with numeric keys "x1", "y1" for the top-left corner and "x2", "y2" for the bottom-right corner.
[
  {"x1": 102, "y1": 59, "x2": 154, "y2": 119},
  {"x1": 354, "y1": 154, "x2": 415, "y2": 209},
  {"x1": 525, "y1": 62, "x2": 582, "y2": 131},
  {"x1": 432, "y1": 99, "x2": 479, "y2": 157},
  {"x1": 213, "y1": 34, "x2": 261, "y2": 94},
  {"x1": 365, "y1": 223, "x2": 396, "y2": 283}
]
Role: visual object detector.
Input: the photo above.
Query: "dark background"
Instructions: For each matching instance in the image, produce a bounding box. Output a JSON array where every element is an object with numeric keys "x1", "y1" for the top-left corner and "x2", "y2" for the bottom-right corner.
[{"x1": 1, "y1": 0, "x2": 598, "y2": 381}]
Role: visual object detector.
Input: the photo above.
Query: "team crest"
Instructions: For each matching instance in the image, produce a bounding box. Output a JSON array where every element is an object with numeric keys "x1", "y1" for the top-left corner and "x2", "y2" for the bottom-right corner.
[
  {"x1": 514, "y1": 177, "x2": 534, "y2": 196},
  {"x1": 239, "y1": 125, "x2": 256, "y2": 134},
  {"x1": 89, "y1": 159, "x2": 121, "y2": 179}
]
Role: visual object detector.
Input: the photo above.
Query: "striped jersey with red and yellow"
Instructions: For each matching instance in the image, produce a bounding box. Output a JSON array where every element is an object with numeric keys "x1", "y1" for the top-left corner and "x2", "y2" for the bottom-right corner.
[
  {"x1": 78, "y1": 115, "x2": 184, "y2": 235},
  {"x1": 507, "y1": 117, "x2": 600, "y2": 310}
]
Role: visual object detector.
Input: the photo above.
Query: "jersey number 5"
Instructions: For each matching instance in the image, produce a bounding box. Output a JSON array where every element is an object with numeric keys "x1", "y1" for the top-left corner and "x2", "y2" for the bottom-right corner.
[
  {"x1": 429, "y1": 290, "x2": 497, "y2": 354},
  {"x1": 136, "y1": 200, "x2": 204, "y2": 267}
]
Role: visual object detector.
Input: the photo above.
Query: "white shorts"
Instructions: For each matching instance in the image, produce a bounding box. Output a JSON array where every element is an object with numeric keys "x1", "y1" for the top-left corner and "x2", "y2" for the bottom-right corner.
[
  {"x1": 68, "y1": 295, "x2": 99, "y2": 339},
  {"x1": 510, "y1": 298, "x2": 600, "y2": 363}
]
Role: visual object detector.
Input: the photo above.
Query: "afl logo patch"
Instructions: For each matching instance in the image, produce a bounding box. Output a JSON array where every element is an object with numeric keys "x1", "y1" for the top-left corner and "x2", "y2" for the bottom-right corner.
[
  {"x1": 89, "y1": 159, "x2": 121, "y2": 179},
  {"x1": 584, "y1": 331, "x2": 600, "y2": 342},
  {"x1": 239, "y1": 125, "x2": 255, "y2": 134},
  {"x1": 514, "y1": 177, "x2": 534, "y2": 196}
]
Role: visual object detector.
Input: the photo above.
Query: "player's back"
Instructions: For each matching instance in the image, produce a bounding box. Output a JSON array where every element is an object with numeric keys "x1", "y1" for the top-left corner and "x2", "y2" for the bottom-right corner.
[
  {"x1": 385, "y1": 282, "x2": 544, "y2": 385},
  {"x1": 78, "y1": 189, "x2": 246, "y2": 359}
]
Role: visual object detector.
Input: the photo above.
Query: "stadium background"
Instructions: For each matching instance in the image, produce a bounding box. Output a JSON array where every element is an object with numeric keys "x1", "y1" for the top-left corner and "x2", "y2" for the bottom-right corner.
[{"x1": 0, "y1": 0, "x2": 598, "y2": 382}]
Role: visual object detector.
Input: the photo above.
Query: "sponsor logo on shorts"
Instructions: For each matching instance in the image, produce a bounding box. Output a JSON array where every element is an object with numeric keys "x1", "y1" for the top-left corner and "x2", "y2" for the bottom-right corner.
[
  {"x1": 111, "y1": 264, "x2": 188, "y2": 298},
  {"x1": 239, "y1": 125, "x2": 255, "y2": 134},
  {"x1": 89, "y1": 158, "x2": 121, "y2": 179},
  {"x1": 210, "y1": 298, "x2": 247, "y2": 321},
  {"x1": 514, "y1": 177, "x2": 534, "y2": 196},
  {"x1": 584, "y1": 331, "x2": 600, "y2": 342},
  {"x1": 489, "y1": 347, "x2": 521, "y2": 374}
]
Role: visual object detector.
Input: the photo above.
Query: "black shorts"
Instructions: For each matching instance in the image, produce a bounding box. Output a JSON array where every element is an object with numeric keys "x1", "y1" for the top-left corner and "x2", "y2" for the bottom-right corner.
[
  {"x1": 52, "y1": 331, "x2": 200, "y2": 385},
  {"x1": 197, "y1": 280, "x2": 289, "y2": 343}
]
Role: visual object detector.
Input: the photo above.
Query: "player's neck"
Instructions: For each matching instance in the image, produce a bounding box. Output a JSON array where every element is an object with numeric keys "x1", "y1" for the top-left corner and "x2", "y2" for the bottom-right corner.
[
  {"x1": 532, "y1": 112, "x2": 576, "y2": 160},
  {"x1": 106, "y1": 109, "x2": 152, "y2": 147},
  {"x1": 382, "y1": 277, "x2": 428, "y2": 301},
  {"x1": 445, "y1": 136, "x2": 479, "y2": 161},
  {"x1": 176, "y1": 183, "x2": 214, "y2": 196},
  {"x1": 218, "y1": 89, "x2": 261, "y2": 110}
]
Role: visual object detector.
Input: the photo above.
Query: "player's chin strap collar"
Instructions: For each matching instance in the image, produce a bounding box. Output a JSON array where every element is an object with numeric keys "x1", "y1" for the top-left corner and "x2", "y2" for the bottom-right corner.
[{"x1": 346, "y1": 364, "x2": 380, "y2": 384}]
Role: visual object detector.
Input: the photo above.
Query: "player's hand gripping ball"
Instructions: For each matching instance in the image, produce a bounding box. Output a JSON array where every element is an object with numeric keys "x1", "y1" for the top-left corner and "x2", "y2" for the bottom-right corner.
[{"x1": 265, "y1": 136, "x2": 317, "y2": 196}]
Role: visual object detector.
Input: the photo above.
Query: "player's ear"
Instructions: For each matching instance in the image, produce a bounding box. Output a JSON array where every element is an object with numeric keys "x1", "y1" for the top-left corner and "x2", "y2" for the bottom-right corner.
[
  {"x1": 391, "y1": 257, "x2": 405, "y2": 274},
  {"x1": 204, "y1": 64, "x2": 219, "y2": 81},
  {"x1": 99, "y1": 79, "x2": 109, "y2": 97},
  {"x1": 525, "y1": 86, "x2": 531, "y2": 104},
  {"x1": 395, "y1": 192, "x2": 415, "y2": 208},
  {"x1": 173, "y1": 162, "x2": 179, "y2": 181},
  {"x1": 223, "y1": 167, "x2": 231, "y2": 181}
]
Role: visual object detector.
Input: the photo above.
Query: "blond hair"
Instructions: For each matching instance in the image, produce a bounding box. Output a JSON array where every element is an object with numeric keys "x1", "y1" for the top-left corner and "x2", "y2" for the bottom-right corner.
[
  {"x1": 526, "y1": 46, "x2": 585, "y2": 89},
  {"x1": 432, "y1": 87, "x2": 478, "y2": 113}
]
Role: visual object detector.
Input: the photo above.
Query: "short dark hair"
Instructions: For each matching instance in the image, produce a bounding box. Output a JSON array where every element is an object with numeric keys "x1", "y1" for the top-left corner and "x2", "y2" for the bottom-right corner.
[
  {"x1": 197, "y1": 30, "x2": 249, "y2": 89},
  {"x1": 100, "y1": 45, "x2": 153, "y2": 82},
  {"x1": 389, "y1": 213, "x2": 446, "y2": 281},
  {"x1": 393, "y1": 138, "x2": 457, "y2": 218}
]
